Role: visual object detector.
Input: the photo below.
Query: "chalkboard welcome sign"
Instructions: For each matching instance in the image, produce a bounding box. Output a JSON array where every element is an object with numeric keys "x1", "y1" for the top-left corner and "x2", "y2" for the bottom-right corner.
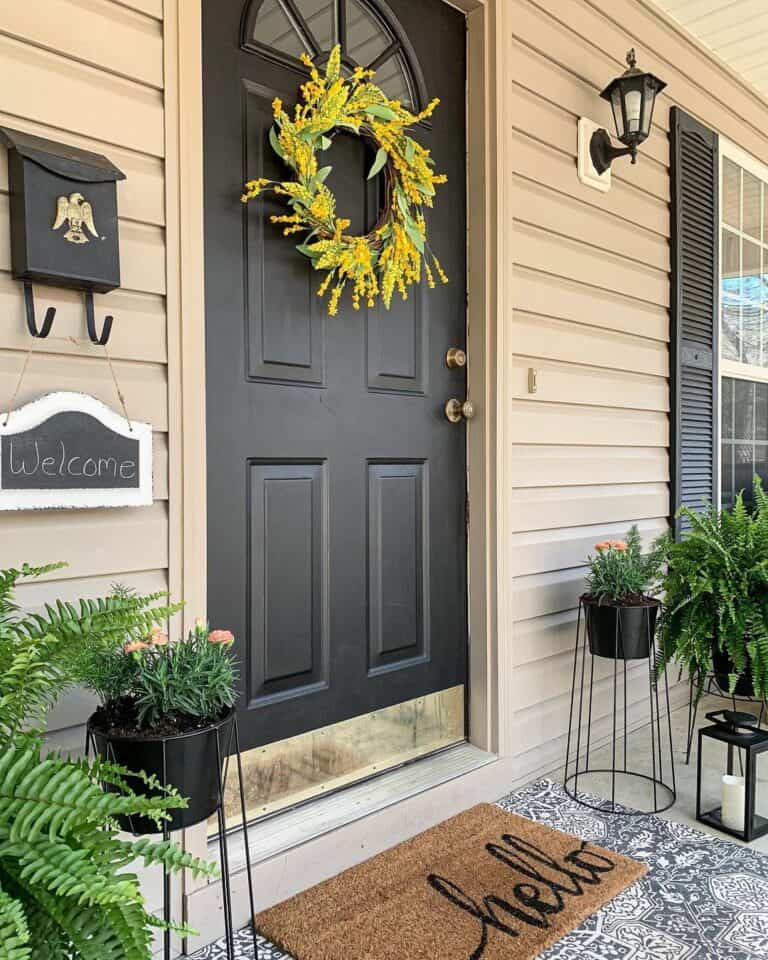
[{"x1": 0, "y1": 393, "x2": 152, "y2": 510}]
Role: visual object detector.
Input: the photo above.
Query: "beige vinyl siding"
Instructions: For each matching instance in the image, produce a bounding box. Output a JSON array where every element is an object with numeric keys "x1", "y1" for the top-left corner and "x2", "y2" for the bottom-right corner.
[
  {"x1": 507, "y1": 0, "x2": 768, "y2": 780},
  {"x1": 0, "y1": 0, "x2": 169, "y2": 736}
]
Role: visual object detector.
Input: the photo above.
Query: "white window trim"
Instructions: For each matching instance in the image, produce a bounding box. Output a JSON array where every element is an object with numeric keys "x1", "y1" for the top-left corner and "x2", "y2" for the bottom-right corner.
[{"x1": 718, "y1": 137, "x2": 768, "y2": 508}]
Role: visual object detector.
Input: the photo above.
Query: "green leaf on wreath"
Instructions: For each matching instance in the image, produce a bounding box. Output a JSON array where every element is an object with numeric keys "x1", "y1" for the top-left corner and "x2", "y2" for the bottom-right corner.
[
  {"x1": 320, "y1": 135, "x2": 333, "y2": 150},
  {"x1": 405, "y1": 221, "x2": 425, "y2": 253},
  {"x1": 295, "y1": 244, "x2": 320, "y2": 259},
  {"x1": 315, "y1": 166, "x2": 333, "y2": 183},
  {"x1": 269, "y1": 127, "x2": 284, "y2": 158},
  {"x1": 405, "y1": 139, "x2": 416, "y2": 162},
  {"x1": 367, "y1": 148, "x2": 388, "y2": 180},
  {"x1": 366, "y1": 104, "x2": 399, "y2": 121}
]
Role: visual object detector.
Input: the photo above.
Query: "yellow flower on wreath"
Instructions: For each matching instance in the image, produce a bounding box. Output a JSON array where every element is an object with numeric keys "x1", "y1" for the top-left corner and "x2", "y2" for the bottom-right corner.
[{"x1": 240, "y1": 44, "x2": 448, "y2": 316}]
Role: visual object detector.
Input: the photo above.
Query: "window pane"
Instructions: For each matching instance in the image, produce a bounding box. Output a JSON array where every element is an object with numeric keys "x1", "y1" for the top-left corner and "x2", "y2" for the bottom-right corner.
[
  {"x1": 722, "y1": 376, "x2": 735, "y2": 440},
  {"x1": 721, "y1": 228, "x2": 741, "y2": 361},
  {"x1": 764, "y1": 177, "x2": 768, "y2": 244},
  {"x1": 757, "y1": 382, "x2": 768, "y2": 442},
  {"x1": 722, "y1": 435, "x2": 735, "y2": 510},
  {"x1": 252, "y1": 0, "x2": 309, "y2": 57},
  {"x1": 735, "y1": 441, "x2": 756, "y2": 504},
  {"x1": 296, "y1": 0, "x2": 335, "y2": 50},
  {"x1": 735, "y1": 378, "x2": 755, "y2": 441},
  {"x1": 755, "y1": 445, "x2": 768, "y2": 505},
  {"x1": 760, "y1": 248, "x2": 768, "y2": 367},
  {"x1": 723, "y1": 157, "x2": 741, "y2": 230},
  {"x1": 375, "y1": 52, "x2": 412, "y2": 108},
  {"x1": 346, "y1": 0, "x2": 390, "y2": 65},
  {"x1": 742, "y1": 238, "x2": 762, "y2": 365},
  {"x1": 743, "y1": 170, "x2": 762, "y2": 240}
]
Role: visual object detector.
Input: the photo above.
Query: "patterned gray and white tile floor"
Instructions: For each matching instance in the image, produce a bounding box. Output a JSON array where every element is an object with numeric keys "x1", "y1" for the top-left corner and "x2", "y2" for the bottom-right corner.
[{"x1": 192, "y1": 777, "x2": 768, "y2": 959}]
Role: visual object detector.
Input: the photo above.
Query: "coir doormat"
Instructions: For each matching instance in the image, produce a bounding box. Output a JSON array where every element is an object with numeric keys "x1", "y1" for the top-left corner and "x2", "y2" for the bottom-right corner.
[{"x1": 256, "y1": 802, "x2": 647, "y2": 960}]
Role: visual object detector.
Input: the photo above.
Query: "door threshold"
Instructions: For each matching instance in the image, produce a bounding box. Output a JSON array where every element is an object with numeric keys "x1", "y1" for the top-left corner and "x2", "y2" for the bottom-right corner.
[{"x1": 213, "y1": 741, "x2": 496, "y2": 875}]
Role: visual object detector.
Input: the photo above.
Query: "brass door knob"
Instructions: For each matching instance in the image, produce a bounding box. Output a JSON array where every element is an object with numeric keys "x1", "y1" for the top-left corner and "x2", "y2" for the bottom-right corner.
[
  {"x1": 445, "y1": 398, "x2": 475, "y2": 423},
  {"x1": 446, "y1": 347, "x2": 467, "y2": 368}
]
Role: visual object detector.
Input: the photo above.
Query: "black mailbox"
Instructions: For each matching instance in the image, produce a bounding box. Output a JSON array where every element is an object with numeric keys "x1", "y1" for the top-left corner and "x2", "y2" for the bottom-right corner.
[{"x1": 0, "y1": 127, "x2": 126, "y2": 294}]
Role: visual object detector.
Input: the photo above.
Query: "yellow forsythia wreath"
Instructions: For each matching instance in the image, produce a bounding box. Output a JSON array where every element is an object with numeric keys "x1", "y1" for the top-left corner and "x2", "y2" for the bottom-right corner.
[{"x1": 241, "y1": 45, "x2": 448, "y2": 316}]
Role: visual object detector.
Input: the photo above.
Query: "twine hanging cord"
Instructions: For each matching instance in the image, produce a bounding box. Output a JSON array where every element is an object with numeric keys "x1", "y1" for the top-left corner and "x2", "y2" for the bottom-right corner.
[{"x1": 2, "y1": 335, "x2": 134, "y2": 431}]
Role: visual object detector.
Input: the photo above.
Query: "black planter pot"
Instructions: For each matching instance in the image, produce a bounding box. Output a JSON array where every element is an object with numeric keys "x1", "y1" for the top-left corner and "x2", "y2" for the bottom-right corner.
[
  {"x1": 583, "y1": 597, "x2": 659, "y2": 660},
  {"x1": 88, "y1": 708, "x2": 234, "y2": 834},
  {"x1": 711, "y1": 643, "x2": 755, "y2": 698}
]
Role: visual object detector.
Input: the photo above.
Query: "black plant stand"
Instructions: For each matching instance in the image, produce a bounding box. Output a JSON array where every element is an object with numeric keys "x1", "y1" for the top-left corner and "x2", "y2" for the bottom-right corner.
[
  {"x1": 684, "y1": 673, "x2": 766, "y2": 765},
  {"x1": 86, "y1": 714, "x2": 258, "y2": 960},
  {"x1": 564, "y1": 597, "x2": 676, "y2": 815}
]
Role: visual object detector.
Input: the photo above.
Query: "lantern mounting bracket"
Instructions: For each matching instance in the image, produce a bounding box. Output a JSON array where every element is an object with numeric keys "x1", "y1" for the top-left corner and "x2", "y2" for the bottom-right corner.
[{"x1": 589, "y1": 128, "x2": 636, "y2": 176}]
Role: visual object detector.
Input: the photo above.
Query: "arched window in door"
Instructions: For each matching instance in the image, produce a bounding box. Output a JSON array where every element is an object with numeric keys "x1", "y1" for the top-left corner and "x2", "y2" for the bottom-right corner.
[{"x1": 242, "y1": 0, "x2": 427, "y2": 112}]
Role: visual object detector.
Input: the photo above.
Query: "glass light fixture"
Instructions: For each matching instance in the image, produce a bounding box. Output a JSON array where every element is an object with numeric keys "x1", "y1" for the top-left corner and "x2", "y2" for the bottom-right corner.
[{"x1": 590, "y1": 49, "x2": 667, "y2": 175}]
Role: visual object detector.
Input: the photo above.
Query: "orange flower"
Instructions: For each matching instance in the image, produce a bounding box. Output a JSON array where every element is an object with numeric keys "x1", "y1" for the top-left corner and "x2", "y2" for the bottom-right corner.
[
  {"x1": 150, "y1": 631, "x2": 169, "y2": 646},
  {"x1": 609, "y1": 540, "x2": 628, "y2": 551},
  {"x1": 124, "y1": 641, "x2": 149, "y2": 654},
  {"x1": 594, "y1": 542, "x2": 610, "y2": 551},
  {"x1": 208, "y1": 629, "x2": 234, "y2": 646}
]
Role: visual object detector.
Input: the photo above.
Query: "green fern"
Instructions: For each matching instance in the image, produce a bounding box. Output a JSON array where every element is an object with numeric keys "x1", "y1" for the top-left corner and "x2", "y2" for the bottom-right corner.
[
  {"x1": 0, "y1": 885, "x2": 30, "y2": 960},
  {"x1": 0, "y1": 563, "x2": 216, "y2": 960},
  {"x1": 657, "y1": 476, "x2": 768, "y2": 701}
]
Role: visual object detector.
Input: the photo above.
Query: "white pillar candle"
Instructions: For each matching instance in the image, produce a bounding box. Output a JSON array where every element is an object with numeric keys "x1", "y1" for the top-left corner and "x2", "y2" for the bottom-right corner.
[{"x1": 721, "y1": 774, "x2": 746, "y2": 832}]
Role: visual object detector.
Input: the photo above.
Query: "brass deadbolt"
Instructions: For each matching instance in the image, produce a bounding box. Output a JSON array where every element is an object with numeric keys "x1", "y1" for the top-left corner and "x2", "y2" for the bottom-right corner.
[
  {"x1": 445, "y1": 398, "x2": 475, "y2": 423},
  {"x1": 446, "y1": 347, "x2": 467, "y2": 368}
]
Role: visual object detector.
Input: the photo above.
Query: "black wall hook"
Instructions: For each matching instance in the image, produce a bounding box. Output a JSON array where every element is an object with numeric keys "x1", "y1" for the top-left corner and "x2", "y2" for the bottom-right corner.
[
  {"x1": 84, "y1": 291, "x2": 114, "y2": 346},
  {"x1": 23, "y1": 282, "x2": 56, "y2": 338}
]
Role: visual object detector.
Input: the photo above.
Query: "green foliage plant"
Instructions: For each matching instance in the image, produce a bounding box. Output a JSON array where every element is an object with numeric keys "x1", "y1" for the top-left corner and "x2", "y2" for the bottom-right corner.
[
  {"x1": 0, "y1": 563, "x2": 217, "y2": 960},
  {"x1": 585, "y1": 525, "x2": 661, "y2": 604},
  {"x1": 656, "y1": 477, "x2": 768, "y2": 701}
]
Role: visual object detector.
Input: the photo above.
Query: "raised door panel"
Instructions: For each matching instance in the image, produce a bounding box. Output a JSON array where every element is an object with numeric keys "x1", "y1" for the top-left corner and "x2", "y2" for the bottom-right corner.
[
  {"x1": 244, "y1": 83, "x2": 325, "y2": 385},
  {"x1": 248, "y1": 461, "x2": 328, "y2": 706},
  {"x1": 367, "y1": 461, "x2": 429, "y2": 675},
  {"x1": 366, "y1": 288, "x2": 427, "y2": 394}
]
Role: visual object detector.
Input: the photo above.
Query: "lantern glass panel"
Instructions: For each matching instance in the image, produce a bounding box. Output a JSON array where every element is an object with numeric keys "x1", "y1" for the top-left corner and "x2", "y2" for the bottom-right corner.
[
  {"x1": 640, "y1": 78, "x2": 656, "y2": 138},
  {"x1": 610, "y1": 87, "x2": 625, "y2": 139},
  {"x1": 625, "y1": 88, "x2": 642, "y2": 134},
  {"x1": 697, "y1": 723, "x2": 768, "y2": 841},
  {"x1": 757, "y1": 749, "x2": 768, "y2": 827}
]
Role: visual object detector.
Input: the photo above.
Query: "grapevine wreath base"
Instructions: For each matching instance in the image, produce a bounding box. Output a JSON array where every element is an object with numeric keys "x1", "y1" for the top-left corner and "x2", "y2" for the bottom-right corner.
[{"x1": 242, "y1": 45, "x2": 448, "y2": 316}]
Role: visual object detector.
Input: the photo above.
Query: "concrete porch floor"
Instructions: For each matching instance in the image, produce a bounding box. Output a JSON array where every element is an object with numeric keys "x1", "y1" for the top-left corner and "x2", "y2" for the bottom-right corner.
[{"x1": 545, "y1": 692, "x2": 768, "y2": 855}]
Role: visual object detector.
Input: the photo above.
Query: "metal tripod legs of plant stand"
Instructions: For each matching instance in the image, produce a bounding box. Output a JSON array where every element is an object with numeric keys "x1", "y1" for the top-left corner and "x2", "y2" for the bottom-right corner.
[
  {"x1": 86, "y1": 715, "x2": 258, "y2": 960},
  {"x1": 563, "y1": 598, "x2": 676, "y2": 815}
]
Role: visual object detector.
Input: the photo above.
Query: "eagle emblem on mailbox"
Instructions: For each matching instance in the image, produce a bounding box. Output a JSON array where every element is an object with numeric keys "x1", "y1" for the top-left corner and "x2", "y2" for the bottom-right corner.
[{"x1": 52, "y1": 192, "x2": 99, "y2": 244}]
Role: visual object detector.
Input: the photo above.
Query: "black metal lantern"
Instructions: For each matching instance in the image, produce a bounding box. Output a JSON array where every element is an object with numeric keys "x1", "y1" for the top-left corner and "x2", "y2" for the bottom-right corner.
[
  {"x1": 590, "y1": 49, "x2": 666, "y2": 175},
  {"x1": 696, "y1": 710, "x2": 768, "y2": 843}
]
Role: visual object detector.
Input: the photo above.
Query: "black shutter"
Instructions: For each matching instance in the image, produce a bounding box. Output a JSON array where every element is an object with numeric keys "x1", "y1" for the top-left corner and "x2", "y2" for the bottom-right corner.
[{"x1": 670, "y1": 107, "x2": 720, "y2": 538}]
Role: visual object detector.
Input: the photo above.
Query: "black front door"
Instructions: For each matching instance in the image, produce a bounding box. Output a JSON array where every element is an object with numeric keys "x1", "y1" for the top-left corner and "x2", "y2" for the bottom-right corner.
[{"x1": 203, "y1": 0, "x2": 467, "y2": 751}]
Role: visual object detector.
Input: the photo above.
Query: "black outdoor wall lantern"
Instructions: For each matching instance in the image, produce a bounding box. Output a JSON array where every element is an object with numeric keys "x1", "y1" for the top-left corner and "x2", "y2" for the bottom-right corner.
[
  {"x1": 590, "y1": 49, "x2": 667, "y2": 175},
  {"x1": 0, "y1": 127, "x2": 126, "y2": 344},
  {"x1": 696, "y1": 710, "x2": 768, "y2": 843}
]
